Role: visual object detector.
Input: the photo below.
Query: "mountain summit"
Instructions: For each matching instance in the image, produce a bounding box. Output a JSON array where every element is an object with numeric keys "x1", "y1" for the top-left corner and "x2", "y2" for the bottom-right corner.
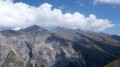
[
  {"x1": 19, "y1": 25, "x2": 48, "y2": 32},
  {"x1": 0, "y1": 25, "x2": 120, "y2": 67}
]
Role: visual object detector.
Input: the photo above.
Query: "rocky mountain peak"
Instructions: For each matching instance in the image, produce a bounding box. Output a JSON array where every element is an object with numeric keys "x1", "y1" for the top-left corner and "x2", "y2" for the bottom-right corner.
[
  {"x1": 0, "y1": 29, "x2": 19, "y2": 36},
  {"x1": 19, "y1": 25, "x2": 48, "y2": 33},
  {"x1": 0, "y1": 26, "x2": 120, "y2": 67}
]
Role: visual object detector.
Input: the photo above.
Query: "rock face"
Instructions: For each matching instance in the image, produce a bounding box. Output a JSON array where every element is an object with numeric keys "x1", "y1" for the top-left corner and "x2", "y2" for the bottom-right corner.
[
  {"x1": 0, "y1": 25, "x2": 120, "y2": 67},
  {"x1": 104, "y1": 59, "x2": 120, "y2": 67}
]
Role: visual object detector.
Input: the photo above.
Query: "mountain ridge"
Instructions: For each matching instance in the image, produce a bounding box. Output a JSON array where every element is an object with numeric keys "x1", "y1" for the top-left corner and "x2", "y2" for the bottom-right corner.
[{"x1": 0, "y1": 25, "x2": 120, "y2": 67}]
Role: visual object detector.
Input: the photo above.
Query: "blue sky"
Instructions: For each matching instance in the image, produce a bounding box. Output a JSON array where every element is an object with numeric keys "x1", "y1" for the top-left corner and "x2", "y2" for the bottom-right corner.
[
  {"x1": 13, "y1": 0, "x2": 120, "y2": 22},
  {"x1": 0, "y1": 0, "x2": 120, "y2": 35}
]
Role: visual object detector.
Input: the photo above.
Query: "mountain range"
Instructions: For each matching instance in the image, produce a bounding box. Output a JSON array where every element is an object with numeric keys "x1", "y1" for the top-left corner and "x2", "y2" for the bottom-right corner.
[{"x1": 0, "y1": 25, "x2": 120, "y2": 67}]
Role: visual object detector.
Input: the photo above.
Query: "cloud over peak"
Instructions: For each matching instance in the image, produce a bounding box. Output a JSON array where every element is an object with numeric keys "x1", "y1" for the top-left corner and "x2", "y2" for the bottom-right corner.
[{"x1": 0, "y1": 0, "x2": 114, "y2": 31}]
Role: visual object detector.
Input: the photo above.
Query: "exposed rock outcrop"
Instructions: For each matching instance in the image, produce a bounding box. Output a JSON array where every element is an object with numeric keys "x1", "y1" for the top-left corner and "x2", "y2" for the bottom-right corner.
[{"x1": 0, "y1": 25, "x2": 120, "y2": 67}]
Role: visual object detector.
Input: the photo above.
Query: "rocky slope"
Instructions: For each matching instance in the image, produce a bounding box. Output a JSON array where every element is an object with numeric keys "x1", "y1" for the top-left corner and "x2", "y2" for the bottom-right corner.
[
  {"x1": 0, "y1": 25, "x2": 120, "y2": 67},
  {"x1": 104, "y1": 59, "x2": 120, "y2": 67}
]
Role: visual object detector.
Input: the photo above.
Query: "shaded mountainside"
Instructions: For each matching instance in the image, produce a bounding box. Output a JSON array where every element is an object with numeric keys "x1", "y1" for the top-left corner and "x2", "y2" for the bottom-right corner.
[
  {"x1": 104, "y1": 59, "x2": 120, "y2": 67},
  {"x1": 0, "y1": 25, "x2": 120, "y2": 67}
]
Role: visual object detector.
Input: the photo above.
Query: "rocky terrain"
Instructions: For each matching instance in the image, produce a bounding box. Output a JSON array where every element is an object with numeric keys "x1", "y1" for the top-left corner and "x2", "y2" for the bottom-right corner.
[
  {"x1": 104, "y1": 59, "x2": 120, "y2": 67},
  {"x1": 0, "y1": 25, "x2": 120, "y2": 67}
]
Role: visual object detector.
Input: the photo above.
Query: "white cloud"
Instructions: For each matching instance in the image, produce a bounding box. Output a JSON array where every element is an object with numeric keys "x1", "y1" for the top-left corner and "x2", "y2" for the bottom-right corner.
[
  {"x1": 12, "y1": 27, "x2": 21, "y2": 31},
  {"x1": 93, "y1": 0, "x2": 120, "y2": 5},
  {"x1": 77, "y1": 1, "x2": 84, "y2": 6},
  {"x1": 0, "y1": 0, "x2": 114, "y2": 31},
  {"x1": 58, "y1": 5, "x2": 65, "y2": 10}
]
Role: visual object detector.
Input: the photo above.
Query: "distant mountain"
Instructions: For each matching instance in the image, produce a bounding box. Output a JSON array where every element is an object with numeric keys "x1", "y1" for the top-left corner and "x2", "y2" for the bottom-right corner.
[{"x1": 0, "y1": 25, "x2": 120, "y2": 67}]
